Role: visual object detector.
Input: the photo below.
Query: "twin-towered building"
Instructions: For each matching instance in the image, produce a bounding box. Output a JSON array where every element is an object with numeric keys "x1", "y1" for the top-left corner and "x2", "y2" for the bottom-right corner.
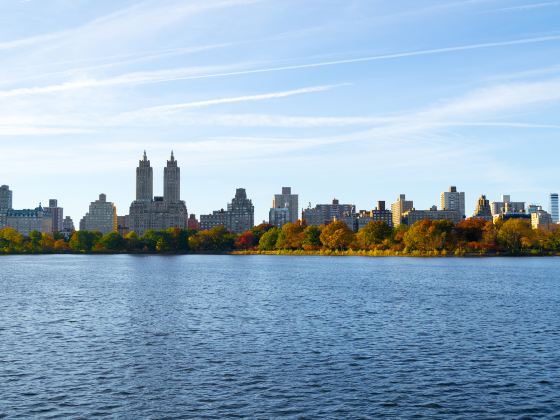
[{"x1": 129, "y1": 151, "x2": 189, "y2": 236}]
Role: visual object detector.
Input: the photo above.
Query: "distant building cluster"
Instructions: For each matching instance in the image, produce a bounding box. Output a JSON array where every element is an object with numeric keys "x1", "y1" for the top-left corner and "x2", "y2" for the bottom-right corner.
[{"x1": 2, "y1": 153, "x2": 559, "y2": 237}]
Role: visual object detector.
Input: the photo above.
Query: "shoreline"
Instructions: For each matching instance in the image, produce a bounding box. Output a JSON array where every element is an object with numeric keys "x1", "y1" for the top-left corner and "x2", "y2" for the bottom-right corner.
[{"x1": 1, "y1": 250, "x2": 559, "y2": 257}]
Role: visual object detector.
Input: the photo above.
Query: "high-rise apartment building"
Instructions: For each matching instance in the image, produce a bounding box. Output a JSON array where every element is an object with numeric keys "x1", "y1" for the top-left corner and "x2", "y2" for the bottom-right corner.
[
  {"x1": 473, "y1": 195, "x2": 493, "y2": 221},
  {"x1": 302, "y1": 199, "x2": 355, "y2": 227},
  {"x1": 136, "y1": 150, "x2": 153, "y2": 202},
  {"x1": 0, "y1": 185, "x2": 11, "y2": 228},
  {"x1": 269, "y1": 207, "x2": 290, "y2": 228},
  {"x1": 200, "y1": 188, "x2": 255, "y2": 233},
  {"x1": 441, "y1": 186, "x2": 465, "y2": 219},
  {"x1": 0, "y1": 185, "x2": 12, "y2": 211},
  {"x1": 271, "y1": 187, "x2": 299, "y2": 225},
  {"x1": 80, "y1": 193, "x2": 117, "y2": 234},
  {"x1": 391, "y1": 194, "x2": 413, "y2": 227},
  {"x1": 129, "y1": 151, "x2": 188, "y2": 235},
  {"x1": 44, "y1": 199, "x2": 64, "y2": 233},
  {"x1": 550, "y1": 193, "x2": 559, "y2": 223}
]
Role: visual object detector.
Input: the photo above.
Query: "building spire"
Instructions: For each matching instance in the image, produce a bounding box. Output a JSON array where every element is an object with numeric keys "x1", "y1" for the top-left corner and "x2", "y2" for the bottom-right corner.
[
  {"x1": 170, "y1": 150, "x2": 175, "y2": 161},
  {"x1": 143, "y1": 150, "x2": 147, "y2": 161}
]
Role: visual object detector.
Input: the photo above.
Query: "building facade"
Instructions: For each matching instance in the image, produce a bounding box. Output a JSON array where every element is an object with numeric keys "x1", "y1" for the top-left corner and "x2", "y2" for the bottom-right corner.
[
  {"x1": 270, "y1": 187, "x2": 299, "y2": 225},
  {"x1": 441, "y1": 186, "x2": 465, "y2": 219},
  {"x1": 44, "y1": 199, "x2": 64, "y2": 233},
  {"x1": 117, "y1": 215, "x2": 130, "y2": 237},
  {"x1": 187, "y1": 214, "x2": 200, "y2": 230},
  {"x1": 0, "y1": 185, "x2": 13, "y2": 228},
  {"x1": 200, "y1": 188, "x2": 255, "y2": 233},
  {"x1": 473, "y1": 195, "x2": 493, "y2": 221},
  {"x1": 0, "y1": 185, "x2": 12, "y2": 211},
  {"x1": 356, "y1": 201, "x2": 393, "y2": 230},
  {"x1": 531, "y1": 207, "x2": 554, "y2": 230},
  {"x1": 302, "y1": 199, "x2": 355, "y2": 227},
  {"x1": 129, "y1": 151, "x2": 189, "y2": 236},
  {"x1": 269, "y1": 207, "x2": 290, "y2": 228},
  {"x1": 490, "y1": 195, "x2": 525, "y2": 216},
  {"x1": 391, "y1": 194, "x2": 413, "y2": 227},
  {"x1": 550, "y1": 193, "x2": 559, "y2": 224},
  {"x1": 6, "y1": 205, "x2": 53, "y2": 236},
  {"x1": 81, "y1": 194, "x2": 117, "y2": 234},
  {"x1": 402, "y1": 206, "x2": 462, "y2": 226}
]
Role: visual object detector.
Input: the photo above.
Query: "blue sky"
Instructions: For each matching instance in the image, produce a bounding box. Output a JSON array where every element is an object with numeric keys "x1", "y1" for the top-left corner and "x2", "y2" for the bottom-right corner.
[{"x1": 1, "y1": 0, "x2": 560, "y2": 223}]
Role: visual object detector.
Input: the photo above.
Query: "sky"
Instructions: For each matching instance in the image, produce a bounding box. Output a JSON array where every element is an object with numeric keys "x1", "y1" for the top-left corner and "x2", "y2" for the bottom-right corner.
[{"x1": 1, "y1": 0, "x2": 560, "y2": 224}]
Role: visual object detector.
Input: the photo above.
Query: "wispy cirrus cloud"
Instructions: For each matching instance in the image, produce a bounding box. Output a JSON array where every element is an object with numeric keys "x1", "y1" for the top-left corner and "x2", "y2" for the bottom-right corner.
[
  {"x1": 485, "y1": 1, "x2": 560, "y2": 12},
  {"x1": 2, "y1": 33, "x2": 560, "y2": 99}
]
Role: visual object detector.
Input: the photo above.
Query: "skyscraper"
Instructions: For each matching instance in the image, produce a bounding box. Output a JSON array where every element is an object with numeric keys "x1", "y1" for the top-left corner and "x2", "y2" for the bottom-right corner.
[
  {"x1": 271, "y1": 187, "x2": 299, "y2": 225},
  {"x1": 164, "y1": 151, "x2": 180, "y2": 203},
  {"x1": 441, "y1": 186, "x2": 465, "y2": 219},
  {"x1": 129, "y1": 151, "x2": 188, "y2": 235},
  {"x1": 136, "y1": 150, "x2": 153, "y2": 202},
  {"x1": 550, "y1": 193, "x2": 559, "y2": 223},
  {"x1": 391, "y1": 194, "x2": 413, "y2": 227},
  {"x1": 0, "y1": 185, "x2": 12, "y2": 211},
  {"x1": 0, "y1": 185, "x2": 12, "y2": 228}
]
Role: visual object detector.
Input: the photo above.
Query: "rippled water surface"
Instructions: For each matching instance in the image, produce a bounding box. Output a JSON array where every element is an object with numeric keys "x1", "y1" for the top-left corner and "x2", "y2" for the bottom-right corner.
[{"x1": 1, "y1": 255, "x2": 560, "y2": 418}]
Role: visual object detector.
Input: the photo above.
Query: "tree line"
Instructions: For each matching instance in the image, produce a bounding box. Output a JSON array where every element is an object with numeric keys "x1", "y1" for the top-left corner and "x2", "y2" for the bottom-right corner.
[{"x1": 1, "y1": 218, "x2": 560, "y2": 255}]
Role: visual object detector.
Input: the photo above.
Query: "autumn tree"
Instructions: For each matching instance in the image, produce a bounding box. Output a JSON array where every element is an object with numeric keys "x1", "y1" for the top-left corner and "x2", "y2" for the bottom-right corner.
[
  {"x1": 403, "y1": 219, "x2": 454, "y2": 252},
  {"x1": 275, "y1": 221, "x2": 305, "y2": 250},
  {"x1": 236, "y1": 230, "x2": 257, "y2": 250},
  {"x1": 320, "y1": 221, "x2": 355, "y2": 250},
  {"x1": 356, "y1": 221, "x2": 392, "y2": 250},
  {"x1": 189, "y1": 226, "x2": 236, "y2": 253}
]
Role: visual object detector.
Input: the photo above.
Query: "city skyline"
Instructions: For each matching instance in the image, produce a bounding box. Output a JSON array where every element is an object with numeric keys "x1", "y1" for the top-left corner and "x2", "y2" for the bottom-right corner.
[
  {"x1": 1, "y1": 150, "x2": 558, "y2": 232},
  {"x1": 1, "y1": 1, "x2": 560, "y2": 222}
]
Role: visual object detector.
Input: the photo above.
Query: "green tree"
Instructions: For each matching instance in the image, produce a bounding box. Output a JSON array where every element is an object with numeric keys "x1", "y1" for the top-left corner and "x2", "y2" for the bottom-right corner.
[
  {"x1": 356, "y1": 221, "x2": 393, "y2": 249},
  {"x1": 497, "y1": 219, "x2": 534, "y2": 254},
  {"x1": 125, "y1": 231, "x2": 141, "y2": 251},
  {"x1": 29, "y1": 230, "x2": 42, "y2": 252},
  {"x1": 69, "y1": 231, "x2": 102, "y2": 252},
  {"x1": 320, "y1": 221, "x2": 355, "y2": 251},
  {"x1": 258, "y1": 227, "x2": 280, "y2": 251},
  {"x1": 98, "y1": 232, "x2": 126, "y2": 251},
  {"x1": 189, "y1": 226, "x2": 236, "y2": 253},
  {"x1": 302, "y1": 225, "x2": 321, "y2": 250}
]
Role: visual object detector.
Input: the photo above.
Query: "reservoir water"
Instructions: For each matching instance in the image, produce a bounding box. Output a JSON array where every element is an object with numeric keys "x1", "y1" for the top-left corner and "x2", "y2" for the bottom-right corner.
[{"x1": 1, "y1": 255, "x2": 559, "y2": 418}]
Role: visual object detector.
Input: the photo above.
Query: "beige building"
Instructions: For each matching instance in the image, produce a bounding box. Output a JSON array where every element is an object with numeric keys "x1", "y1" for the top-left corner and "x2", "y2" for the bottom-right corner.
[
  {"x1": 129, "y1": 151, "x2": 188, "y2": 236},
  {"x1": 391, "y1": 194, "x2": 413, "y2": 227},
  {"x1": 531, "y1": 208, "x2": 554, "y2": 231},
  {"x1": 81, "y1": 194, "x2": 117, "y2": 234},
  {"x1": 271, "y1": 187, "x2": 299, "y2": 225},
  {"x1": 441, "y1": 186, "x2": 465, "y2": 219},
  {"x1": 402, "y1": 206, "x2": 462, "y2": 226},
  {"x1": 5, "y1": 205, "x2": 53, "y2": 236}
]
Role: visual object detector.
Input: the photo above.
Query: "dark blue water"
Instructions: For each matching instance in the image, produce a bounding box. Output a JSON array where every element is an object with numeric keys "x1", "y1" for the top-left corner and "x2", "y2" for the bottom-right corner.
[{"x1": 1, "y1": 255, "x2": 559, "y2": 418}]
